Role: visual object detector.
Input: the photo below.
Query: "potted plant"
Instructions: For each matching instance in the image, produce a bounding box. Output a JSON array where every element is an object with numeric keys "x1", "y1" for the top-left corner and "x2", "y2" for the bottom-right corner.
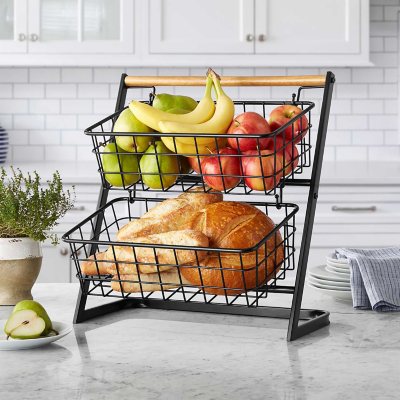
[{"x1": 0, "y1": 168, "x2": 74, "y2": 305}]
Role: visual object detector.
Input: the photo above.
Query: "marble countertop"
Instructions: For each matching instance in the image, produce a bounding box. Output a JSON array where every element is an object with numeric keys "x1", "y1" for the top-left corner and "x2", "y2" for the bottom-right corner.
[
  {"x1": 2, "y1": 160, "x2": 400, "y2": 185},
  {"x1": 0, "y1": 283, "x2": 399, "y2": 400}
]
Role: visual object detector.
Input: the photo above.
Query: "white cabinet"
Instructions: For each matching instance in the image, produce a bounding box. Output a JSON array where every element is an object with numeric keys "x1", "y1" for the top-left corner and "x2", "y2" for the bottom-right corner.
[
  {"x1": 0, "y1": 0, "x2": 27, "y2": 53},
  {"x1": 149, "y1": 0, "x2": 254, "y2": 54},
  {"x1": 1, "y1": 0, "x2": 134, "y2": 55},
  {"x1": 255, "y1": 0, "x2": 363, "y2": 55},
  {"x1": 146, "y1": 0, "x2": 369, "y2": 66},
  {"x1": 37, "y1": 243, "x2": 71, "y2": 283}
]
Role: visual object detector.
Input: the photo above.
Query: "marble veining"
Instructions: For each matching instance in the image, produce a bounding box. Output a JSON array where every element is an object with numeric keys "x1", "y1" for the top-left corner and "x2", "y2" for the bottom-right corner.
[{"x1": 0, "y1": 283, "x2": 399, "y2": 400}]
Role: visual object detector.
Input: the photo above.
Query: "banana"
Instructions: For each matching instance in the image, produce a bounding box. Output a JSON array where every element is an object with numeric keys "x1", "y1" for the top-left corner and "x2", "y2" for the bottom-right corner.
[
  {"x1": 161, "y1": 135, "x2": 227, "y2": 155},
  {"x1": 158, "y1": 72, "x2": 235, "y2": 142},
  {"x1": 129, "y1": 75, "x2": 215, "y2": 132}
]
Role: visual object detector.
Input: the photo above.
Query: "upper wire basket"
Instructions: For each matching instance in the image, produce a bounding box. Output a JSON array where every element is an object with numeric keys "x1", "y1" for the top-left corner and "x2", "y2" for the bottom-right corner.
[{"x1": 86, "y1": 96, "x2": 314, "y2": 197}]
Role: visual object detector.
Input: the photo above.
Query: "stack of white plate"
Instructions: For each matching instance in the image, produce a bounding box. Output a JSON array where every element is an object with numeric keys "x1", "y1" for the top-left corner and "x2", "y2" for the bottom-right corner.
[
  {"x1": 307, "y1": 253, "x2": 352, "y2": 301},
  {"x1": 0, "y1": 126, "x2": 8, "y2": 164}
]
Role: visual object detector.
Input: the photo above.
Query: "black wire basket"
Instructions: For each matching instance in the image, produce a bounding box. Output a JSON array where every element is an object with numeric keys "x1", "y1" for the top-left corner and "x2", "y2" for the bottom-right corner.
[
  {"x1": 63, "y1": 72, "x2": 335, "y2": 341},
  {"x1": 86, "y1": 98, "x2": 313, "y2": 197},
  {"x1": 63, "y1": 197, "x2": 298, "y2": 307}
]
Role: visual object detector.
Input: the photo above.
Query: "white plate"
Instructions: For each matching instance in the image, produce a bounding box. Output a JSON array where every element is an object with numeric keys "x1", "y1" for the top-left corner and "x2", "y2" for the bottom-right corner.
[
  {"x1": 326, "y1": 265, "x2": 351, "y2": 275},
  {"x1": 307, "y1": 283, "x2": 353, "y2": 301},
  {"x1": 0, "y1": 321, "x2": 72, "y2": 351},
  {"x1": 309, "y1": 265, "x2": 350, "y2": 283},
  {"x1": 308, "y1": 274, "x2": 350, "y2": 288},
  {"x1": 307, "y1": 277, "x2": 351, "y2": 291},
  {"x1": 326, "y1": 259, "x2": 350, "y2": 270},
  {"x1": 326, "y1": 253, "x2": 350, "y2": 265}
]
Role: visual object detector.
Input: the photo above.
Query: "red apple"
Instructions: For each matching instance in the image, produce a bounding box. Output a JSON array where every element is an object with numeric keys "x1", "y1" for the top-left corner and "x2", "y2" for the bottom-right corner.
[
  {"x1": 201, "y1": 147, "x2": 241, "y2": 191},
  {"x1": 241, "y1": 149, "x2": 283, "y2": 191},
  {"x1": 187, "y1": 156, "x2": 204, "y2": 174},
  {"x1": 268, "y1": 105, "x2": 308, "y2": 144},
  {"x1": 266, "y1": 137, "x2": 299, "y2": 175},
  {"x1": 227, "y1": 112, "x2": 272, "y2": 152}
]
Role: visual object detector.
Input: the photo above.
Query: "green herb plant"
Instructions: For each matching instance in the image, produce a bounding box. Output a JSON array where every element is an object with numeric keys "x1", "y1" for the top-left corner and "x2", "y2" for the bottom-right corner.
[{"x1": 0, "y1": 167, "x2": 75, "y2": 244}]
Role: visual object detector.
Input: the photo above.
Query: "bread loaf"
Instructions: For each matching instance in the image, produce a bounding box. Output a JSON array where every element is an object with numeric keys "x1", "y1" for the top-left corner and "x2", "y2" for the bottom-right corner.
[
  {"x1": 117, "y1": 189, "x2": 222, "y2": 241},
  {"x1": 181, "y1": 201, "x2": 284, "y2": 295},
  {"x1": 105, "y1": 229, "x2": 209, "y2": 274},
  {"x1": 111, "y1": 270, "x2": 191, "y2": 293},
  {"x1": 81, "y1": 252, "x2": 113, "y2": 275}
]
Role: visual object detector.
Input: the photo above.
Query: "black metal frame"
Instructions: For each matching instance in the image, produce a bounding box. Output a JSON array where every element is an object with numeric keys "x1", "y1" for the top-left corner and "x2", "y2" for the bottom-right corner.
[{"x1": 63, "y1": 71, "x2": 335, "y2": 341}]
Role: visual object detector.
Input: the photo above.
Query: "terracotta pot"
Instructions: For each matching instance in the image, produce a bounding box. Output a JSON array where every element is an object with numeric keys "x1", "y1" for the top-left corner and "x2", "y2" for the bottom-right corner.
[{"x1": 0, "y1": 238, "x2": 42, "y2": 305}]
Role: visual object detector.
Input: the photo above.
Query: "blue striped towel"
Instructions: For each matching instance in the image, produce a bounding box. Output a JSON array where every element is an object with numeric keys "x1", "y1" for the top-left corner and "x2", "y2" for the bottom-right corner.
[{"x1": 335, "y1": 247, "x2": 400, "y2": 312}]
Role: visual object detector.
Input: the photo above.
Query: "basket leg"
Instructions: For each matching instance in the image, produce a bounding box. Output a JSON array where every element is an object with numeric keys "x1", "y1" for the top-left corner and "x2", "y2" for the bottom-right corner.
[
  {"x1": 287, "y1": 72, "x2": 335, "y2": 342},
  {"x1": 74, "y1": 186, "x2": 113, "y2": 324}
]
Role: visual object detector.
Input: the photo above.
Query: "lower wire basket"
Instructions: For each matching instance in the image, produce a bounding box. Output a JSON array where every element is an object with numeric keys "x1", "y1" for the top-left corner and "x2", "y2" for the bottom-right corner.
[{"x1": 63, "y1": 196, "x2": 298, "y2": 308}]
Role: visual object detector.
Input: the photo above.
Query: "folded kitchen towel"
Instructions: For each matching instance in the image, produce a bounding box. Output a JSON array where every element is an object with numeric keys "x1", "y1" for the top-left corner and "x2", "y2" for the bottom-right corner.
[{"x1": 335, "y1": 247, "x2": 400, "y2": 312}]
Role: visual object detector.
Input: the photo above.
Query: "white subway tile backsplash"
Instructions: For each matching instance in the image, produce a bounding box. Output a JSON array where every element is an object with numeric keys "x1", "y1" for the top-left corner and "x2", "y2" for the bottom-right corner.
[
  {"x1": 371, "y1": 6, "x2": 384, "y2": 21},
  {"x1": 0, "y1": 68, "x2": 28, "y2": 83},
  {"x1": 93, "y1": 99, "x2": 116, "y2": 114},
  {"x1": 46, "y1": 115, "x2": 77, "y2": 130},
  {"x1": 384, "y1": 67, "x2": 398, "y2": 82},
  {"x1": 352, "y1": 68, "x2": 384, "y2": 83},
  {"x1": 94, "y1": 68, "x2": 124, "y2": 83},
  {"x1": 336, "y1": 115, "x2": 368, "y2": 130},
  {"x1": 29, "y1": 130, "x2": 60, "y2": 145},
  {"x1": 384, "y1": 99, "x2": 398, "y2": 114},
  {"x1": 0, "y1": 99, "x2": 28, "y2": 114},
  {"x1": 45, "y1": 145, "x2": 76, "y2": 161},
  {"x1": 62, "y1": 68, "x2": 93, "y2": 83},
  {"x1": 383, "y1": 6, "x2": 400, "y2": 21},
  {"x1": 369, "y1": 83, "x2": 398, "y2": 98},
  {"x1": 384, "y1": 130, "x2": 399, "y2": 144},
  {"x1": 0, "y1": 114, "x2": 12, "y2": 129},
  {"x1": 336, "y1": 84, "x2": 368, "y2": 99},
  {"x1": 336, "y1": 146, "x2": 368, "y2": 161},
  {"x1": 14, "y1": 84, "x2": 44, "y2": 99},
  {"x1": 7, "y1": 130, "x2": 29, "y2": 145},
  {"x1": 78, "y1": 84, "x2": 109, "y2": 98},
  {"x1": 61, "y1": 99, "x2": 92, "y2": 114},
  {"x1": 29, "y1": 99, "x2": 60, "y2": 114},
  {"x1": 0, "y1": 84, "x2": 12, "y2": 98},
  {"x1": 352, "y1": 130, "x2": 384, "y2": 145},
  {"x1": 46, "y1": 84, "x2": 76, "y2": 98},
  {"x1": 369, "y1": 115, "x2": 398, "y2": 129},
  {"x1": 14, "y1": 115, "x2": 45, "y2": 130},
  {"x1": 384, "y1": 36, "x2": 398, "y2": 52},
  {"x1": 330, "y1": 99, "x2": 352, "y2": 114},
  {"x1": 368, "y1": 146, "x2": 400, "y2": 161},
  {"x1": 370, "y1": 21, "x2": 398, "y2": 36},
  {"x1": 370, "y1": 37, "x2": 384, "y2": 52},
  {"x1": 325, "y1": 130, "x2": 352, "y2": 145},
  {"x1": 29, "y1": 68, "x2": 60, "y2": 83},
  {"x1": 352, "y1": 99, "x2": 384, "y2": 114},
  {"x1": 76, "y1": 145, "x2": 94, "y2": 161},
  {"x1": 370, "y1": 52, "x2": 398, "y2": 67},
  {"x1": 13, "y1": 145, "x2": 44, "y2": 162},
  {"x1": 61, "y1": 130, "x2": 91, "y2": 146}
]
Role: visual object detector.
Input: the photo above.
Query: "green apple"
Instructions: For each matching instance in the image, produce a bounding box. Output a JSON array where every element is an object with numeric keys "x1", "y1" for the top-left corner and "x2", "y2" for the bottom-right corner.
[
  {"x1": 152, "y1": 94, "x2": 198, "y2": 113},
  {"x1": 4, "y1": 309, "x2": 46, "y2": 339},
  {"x1": 102, "y1": 143, "x2": 140, "y2": 187},
  {"x1": 114, "y1": 108, "x2": 153, "y2": 153},
  {"x1": 140, "y1": 141, "x2": 180, "y2": 189},
  {"x1": 12, "y1": 300, "x2": 53, "y2": 335}
]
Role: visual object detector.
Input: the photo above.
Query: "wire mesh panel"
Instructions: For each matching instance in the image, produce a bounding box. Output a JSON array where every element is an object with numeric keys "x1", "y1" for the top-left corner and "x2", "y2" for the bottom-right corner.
[
  {"x1": 85, "y1": 98, "x2": 314, "y2": 197},
  {"x1": 63, "y1": 197, "x2": 298, "y2": 308}
]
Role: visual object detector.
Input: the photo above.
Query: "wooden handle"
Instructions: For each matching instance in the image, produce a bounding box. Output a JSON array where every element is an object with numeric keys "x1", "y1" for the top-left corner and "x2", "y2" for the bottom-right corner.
[{"x1": 124, "y1": 75, "x2": 326, "y2": 87}]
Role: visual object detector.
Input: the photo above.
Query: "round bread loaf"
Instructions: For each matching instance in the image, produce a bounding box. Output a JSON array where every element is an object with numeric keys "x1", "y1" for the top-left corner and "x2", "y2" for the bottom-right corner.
[{"x1": 181, "y1": 201, "x2": 284, "y2": 295}]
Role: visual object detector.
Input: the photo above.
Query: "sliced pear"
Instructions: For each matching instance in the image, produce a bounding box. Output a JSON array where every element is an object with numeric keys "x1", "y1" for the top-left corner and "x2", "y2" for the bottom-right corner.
[
  {"x1": 12, "y1": 300, "x2": 53, "y2": 335},
  {"x1": 4, "y1": 309, "x2": 46, "y2": 340}
]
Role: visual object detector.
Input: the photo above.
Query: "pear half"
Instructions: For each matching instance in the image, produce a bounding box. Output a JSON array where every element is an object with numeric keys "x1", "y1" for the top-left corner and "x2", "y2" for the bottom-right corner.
[
  {"x1": 12, "y1": 300, "x2": 53, "y2": 335},
  {"x1": 4, "y1": 309, "x2": 46, "y2": 340}
]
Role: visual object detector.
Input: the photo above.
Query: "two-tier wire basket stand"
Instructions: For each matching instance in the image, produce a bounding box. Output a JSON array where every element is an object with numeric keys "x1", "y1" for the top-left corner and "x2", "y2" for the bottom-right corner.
[{"x1": 63, "y1": 72, "x2": 335, "y2": 341}]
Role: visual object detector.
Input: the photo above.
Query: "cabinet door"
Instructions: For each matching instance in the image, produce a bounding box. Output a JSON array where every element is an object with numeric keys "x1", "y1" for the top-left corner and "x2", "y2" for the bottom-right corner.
[
  {"x1": 149, "y1": 0, "x2": 254, "y2": 54},
  {"x1": 255, "y1": 0, "x2": 363, "y2": 54},
  {"x1": 27, "y1": 0, "x2": 134, "y2": 54},
  {"x1": 37, "y1": 244, "x2": 71, "y2": 283},
  {"x1": 0, "y1": 0, "x2": 27, "y2": 53}
]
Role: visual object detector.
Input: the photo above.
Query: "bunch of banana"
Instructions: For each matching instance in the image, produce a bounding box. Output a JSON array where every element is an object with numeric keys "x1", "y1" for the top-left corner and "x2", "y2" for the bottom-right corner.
[{"x1": 129, "y1": 69, "x2": 234, "y2": 155}]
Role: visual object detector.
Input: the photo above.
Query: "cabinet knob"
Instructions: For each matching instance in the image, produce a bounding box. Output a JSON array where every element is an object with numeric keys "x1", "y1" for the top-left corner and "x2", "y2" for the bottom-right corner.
[
  {"x1": 246, "y1": 34, "x2": 254, "y2": 42},
  {"x1": 30, "y1": 33, "x2": 39, "y2": 42},
  {"x1": 60, "y1": 247, "x2": 68, "y2": 256},
  {"x1": 258, "y1": 34, "x2": 267, "y2": 42},
  {"x1": 18, "y1": 33, "x2": 26, "y2": 42}
]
